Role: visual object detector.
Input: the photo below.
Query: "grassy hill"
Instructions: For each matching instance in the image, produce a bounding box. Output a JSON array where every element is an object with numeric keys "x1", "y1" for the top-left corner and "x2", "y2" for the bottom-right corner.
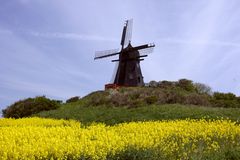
[
  {"x1": 36, "y1": 102, "x2": 240, "y2": 125},
  {"x1": 3, "y1": 79, "x2": 239, "y2": 124},
  {"x1": 35, "y1": 80, "x2": 240, "y2": 125}
]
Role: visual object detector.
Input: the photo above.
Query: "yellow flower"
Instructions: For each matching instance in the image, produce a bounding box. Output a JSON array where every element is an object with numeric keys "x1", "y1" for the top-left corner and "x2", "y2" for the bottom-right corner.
[{"x1": 0, "y1": 118, "x2": 239, "y2": 159}]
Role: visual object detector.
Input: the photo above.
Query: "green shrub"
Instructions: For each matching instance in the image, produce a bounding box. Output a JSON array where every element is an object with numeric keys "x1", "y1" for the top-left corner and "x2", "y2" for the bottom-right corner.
[
  {"x1": 211, "y1": 92, "x2": 240, "y2": 108},
  {"x1": 129, "y1": 92, "x2": 141, "y2": 100},
  {"x1": 128, "y1": 99, "x2": 145, "y2": 108},
  {"x1": 149, "y1": 80, "x2": 158, "y2": 87},
  {"x1": 184, "y1": 93, "x2": 210, "y2": 106},
  {"x1": 158, "y1": 80, "x2": 176, "y2": 89},
  {"x1": 84, "y1": 91, "x2": 110, "y2": 106},
  {"x1": 165, "y1": 90, "x2": 186, "y2": 104},
  {"x1": 80, "y1": 80, "x2": 239, "y2": 108},
  {"x1": 110, "y1": 93, "x2": 129, "y2": 106},
  {"x1": 66, "y1": 96, "x2": 81, "y2": 103},
  {"x1": 2, "y1": 96, "x2": 60, "y2": 118},
  {"x1": 194, "y1": 82, "x2": 212, "y2": 95},
  {"x1": 177, "y1": 79, "x2": 195, "y2": 92},
  {"x1": 145, "y1": 96, "x2": 158, "y2": 104},
  {"x1": 213, "y1": 92, "x2": 236, "y2": 100},
  {"x1": 211, "y1": 99, "x2": 240, "y2": 108}
]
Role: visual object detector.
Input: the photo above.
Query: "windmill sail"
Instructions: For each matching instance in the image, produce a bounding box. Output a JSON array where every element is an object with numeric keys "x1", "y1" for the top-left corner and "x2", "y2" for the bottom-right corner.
[
  {"x1": 138, "y1": 44, "x2": 155, "y2": 56},
  {"x1": 120, "y1": 24, "x2": 127, "y2": 48},
  {"x1": 110, "y1": 61, "x2": 119, "y2": 83},
  {"x1": 94, "y1": 49, "x2": 119, "y2": 60},
  {"x1": 123, "y1": 19, "x2": 133, "y2": 48}
]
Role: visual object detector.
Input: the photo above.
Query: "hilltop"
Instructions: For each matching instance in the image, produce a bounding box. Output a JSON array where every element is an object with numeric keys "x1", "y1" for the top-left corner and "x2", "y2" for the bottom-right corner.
[
  {"x1": 33, "y1": 79, "x2": 240, "y2": 125},
  {"x1": 2, "y1": 79, "x2": 240, "y2": 124}
]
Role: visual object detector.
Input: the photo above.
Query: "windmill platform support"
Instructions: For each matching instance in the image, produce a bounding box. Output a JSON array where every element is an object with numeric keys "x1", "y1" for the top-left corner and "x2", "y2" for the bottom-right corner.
[{"x1": 105, "y1": 83, "x2": 120, "y2": 90}]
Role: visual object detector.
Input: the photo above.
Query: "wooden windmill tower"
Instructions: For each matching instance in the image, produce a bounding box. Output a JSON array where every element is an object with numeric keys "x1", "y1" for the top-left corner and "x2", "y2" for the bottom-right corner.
[{"x1": 94, "y1": 19, "x2": 155, "y2": 89}]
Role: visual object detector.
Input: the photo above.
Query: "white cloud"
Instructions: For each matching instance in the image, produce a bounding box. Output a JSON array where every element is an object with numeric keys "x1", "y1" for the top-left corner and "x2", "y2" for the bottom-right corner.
[
  {"x1": 1, "y1": 29, "x2": 118, "y2": 42},
  {"x1": 156, "y1": 37, "x2": 240, "y2": 48},
  {"x1": 29, "y1": 31, "x2": 118, "y2": 42}
]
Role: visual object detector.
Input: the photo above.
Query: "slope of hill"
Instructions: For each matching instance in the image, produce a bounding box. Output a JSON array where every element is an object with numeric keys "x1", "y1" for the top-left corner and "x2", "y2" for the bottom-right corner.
[
  {"x1": 35, "y1": 79, "x2": 240, "y2": 125},
  {"x1": 36, "y1": 102, "x2": 240, "y2": 125},
  {"x1": 2, "y1": 79, "x2": 238, "y2": 124}
]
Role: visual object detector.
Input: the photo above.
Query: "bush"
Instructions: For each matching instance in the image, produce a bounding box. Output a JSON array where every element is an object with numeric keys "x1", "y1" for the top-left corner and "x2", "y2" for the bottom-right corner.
[
  {"x1": 145, "y1": 96, "x2": 158, "y2": 104},
  {"x1": 128, "y1": 99, "x2": 145, "y2": 108},
  {"x1": 149, "y1": 81, "x2": 158, "y2": 87},
  {"x1": 158, "y1": 80, "x2": 176, "y2": 88},
  {"x1": 211, "y1": 92, "x2": 240, "y2": 108},
  {"x1": 66, "y1": 96, "x2": 81, "y2": 103},
  {"x1": 84, "y1": 91, "x2": 110, "y2": 106},
  {"x1": 2, "y1": 96, "x2": 60, "y2": 118},
  {"x1": 110, "y1": 93, "x2": 129, "y2": 107},
  {"x1": 177, "y1": 79, "x2": 195, "y2": 92},
  {"x1": 184, "y1": 93, "x2": 210, "y2": 106},
  {"x1": 81, "y1": 80, "x2": 240, "y2": 108},
  {"x1": 165, "y1": 90, "x2": 185, "y2": 104},
  {"x1": 213, "y1": 92, "x2": 236, "y2": 100},
  {"x1": 194, "y1": 83, "x2": 212, "y2": 95}
]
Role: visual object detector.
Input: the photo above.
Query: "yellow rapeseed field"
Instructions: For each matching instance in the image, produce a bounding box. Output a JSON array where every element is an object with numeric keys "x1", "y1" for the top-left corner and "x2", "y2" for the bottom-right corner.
[{"x1": 0, "y1": 117, "x2": 239, "y2": 159}]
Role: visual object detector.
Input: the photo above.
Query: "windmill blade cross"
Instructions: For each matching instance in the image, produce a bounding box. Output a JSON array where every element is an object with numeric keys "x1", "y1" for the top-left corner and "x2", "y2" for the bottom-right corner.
[
  {"x1": 94, "y1": 49, "x2": 120, "y2": 60},
  {"x1": 94, "y1": 19, "x2": 155, "y2": 88}
]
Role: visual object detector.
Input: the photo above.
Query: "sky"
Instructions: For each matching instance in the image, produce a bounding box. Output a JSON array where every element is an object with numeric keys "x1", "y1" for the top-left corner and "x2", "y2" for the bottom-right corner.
[{"x1": 0, "y1": 0, "x2": 240, "y2": 110}]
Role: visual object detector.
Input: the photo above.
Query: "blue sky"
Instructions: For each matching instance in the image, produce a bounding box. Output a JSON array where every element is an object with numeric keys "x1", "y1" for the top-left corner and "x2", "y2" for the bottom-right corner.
[{"x1": 0, "y1": 0, "x2": 239, "y2": 109}]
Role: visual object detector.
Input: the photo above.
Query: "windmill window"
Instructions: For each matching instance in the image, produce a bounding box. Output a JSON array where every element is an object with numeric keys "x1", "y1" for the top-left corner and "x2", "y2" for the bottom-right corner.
[{"x1": 138, "y1": 77, "x2": 140, "y2": 82}]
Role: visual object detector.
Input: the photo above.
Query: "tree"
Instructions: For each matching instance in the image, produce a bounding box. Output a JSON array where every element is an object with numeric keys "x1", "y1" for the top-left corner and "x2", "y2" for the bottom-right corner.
[
  {"x1": 2, "y1": 96, "x2": 60, "y2": 118},
  {"x1": 194, "y1": 82, "x2": 212, "y2": 95},
  {"x1": 177, "y1": 79, "x2": 195, "y2": 92}
]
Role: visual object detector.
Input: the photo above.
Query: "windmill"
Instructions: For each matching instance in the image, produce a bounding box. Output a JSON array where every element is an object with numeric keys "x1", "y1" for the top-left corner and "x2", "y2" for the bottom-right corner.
[{"x1": 94, "y1": 19, "x2": 155, "y2": 89}]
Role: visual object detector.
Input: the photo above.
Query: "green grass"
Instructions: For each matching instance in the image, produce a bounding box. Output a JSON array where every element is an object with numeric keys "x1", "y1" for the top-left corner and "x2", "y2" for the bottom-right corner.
[{"x1": 36, "y1": 102, "x2": 240, "y2": 125}]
